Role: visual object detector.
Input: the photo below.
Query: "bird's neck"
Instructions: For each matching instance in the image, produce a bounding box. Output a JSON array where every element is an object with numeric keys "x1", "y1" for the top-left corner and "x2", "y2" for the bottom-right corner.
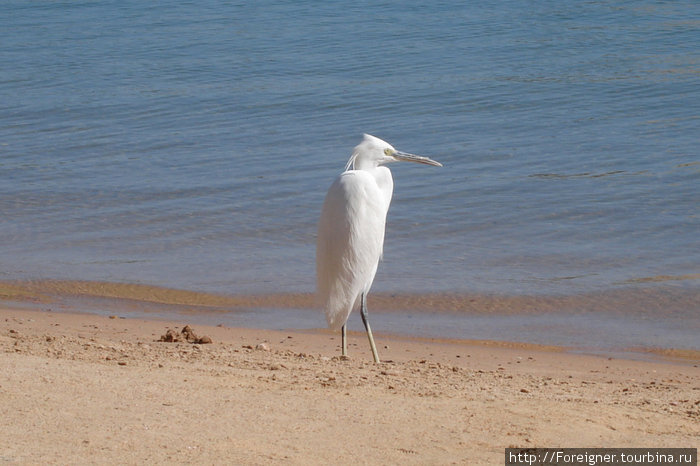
[
  {"x1": 371, "y1": 166, "x2": 394, "y2": 210},
  {"x1": 351, "y1": 158, "x2": 377, "y2": 171}
]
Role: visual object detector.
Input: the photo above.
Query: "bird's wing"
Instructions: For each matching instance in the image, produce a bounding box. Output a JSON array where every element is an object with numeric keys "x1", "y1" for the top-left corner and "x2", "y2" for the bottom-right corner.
[{"x1": 316, "y1": 170, "x2": 388, "y2": 330}]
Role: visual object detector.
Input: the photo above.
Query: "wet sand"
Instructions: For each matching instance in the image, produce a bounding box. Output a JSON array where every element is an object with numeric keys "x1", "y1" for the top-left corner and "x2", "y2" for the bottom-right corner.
[{"x1": 1, "y1": 307, "x2": 698, "y2": 465}]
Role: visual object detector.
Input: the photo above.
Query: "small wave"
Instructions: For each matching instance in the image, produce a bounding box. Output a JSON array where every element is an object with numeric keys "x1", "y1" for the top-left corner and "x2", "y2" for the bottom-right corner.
[
  {"x1": 529, "y1": 170, "x2": 627, "y2": 180},
  {"x1": 623, "y1": 273, "x2": 700, "y2": 284}
]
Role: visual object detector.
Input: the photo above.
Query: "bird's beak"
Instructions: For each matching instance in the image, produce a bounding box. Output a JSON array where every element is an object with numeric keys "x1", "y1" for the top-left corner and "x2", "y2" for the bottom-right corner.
[{"x1": 393, "y1": 150, "x2": 443, "y2": 167}]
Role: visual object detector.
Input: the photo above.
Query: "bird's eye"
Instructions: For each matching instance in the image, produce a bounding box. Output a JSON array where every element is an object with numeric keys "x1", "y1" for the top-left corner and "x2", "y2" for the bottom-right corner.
[{"x1": 383, "y1": 148, "x2": 393, "y2": 156}]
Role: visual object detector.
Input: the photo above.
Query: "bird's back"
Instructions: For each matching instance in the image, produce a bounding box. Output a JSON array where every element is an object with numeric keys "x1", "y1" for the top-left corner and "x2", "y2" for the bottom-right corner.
[{"x1": 316, "y1": 169, "x2": 391, "y2": 329}]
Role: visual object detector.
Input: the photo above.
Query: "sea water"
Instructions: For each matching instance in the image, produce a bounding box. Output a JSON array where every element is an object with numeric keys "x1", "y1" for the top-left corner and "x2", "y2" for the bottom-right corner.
[{"x1": 1, "y1": 1, "x2": 698, "y2": 353}]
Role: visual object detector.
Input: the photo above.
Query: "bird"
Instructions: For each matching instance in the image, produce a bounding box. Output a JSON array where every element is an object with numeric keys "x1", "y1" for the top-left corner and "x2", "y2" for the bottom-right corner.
[{"x1": 316, "y1": 134, "x2": 442, "y2": 362}]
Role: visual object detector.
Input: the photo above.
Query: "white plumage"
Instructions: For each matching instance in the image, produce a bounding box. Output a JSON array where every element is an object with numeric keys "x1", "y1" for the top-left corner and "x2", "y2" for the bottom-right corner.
[
  {"x1": 317, "y1": 162, "x2": 392, "y2": 330},
  {"x1": 316, "y1": 134, "x2": 441, "y2": 362}
]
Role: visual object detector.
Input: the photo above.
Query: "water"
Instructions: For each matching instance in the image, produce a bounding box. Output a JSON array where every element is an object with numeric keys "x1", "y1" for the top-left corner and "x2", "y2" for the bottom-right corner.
[{"x1": 1, "y1": 1, "x2": 698, "y2": 353}]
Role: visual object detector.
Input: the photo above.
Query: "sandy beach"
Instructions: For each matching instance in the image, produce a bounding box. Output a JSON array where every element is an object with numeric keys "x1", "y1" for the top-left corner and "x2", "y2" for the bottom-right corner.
[{"x1": 1, "y1": 307, "x2": 698, "y2": 465}]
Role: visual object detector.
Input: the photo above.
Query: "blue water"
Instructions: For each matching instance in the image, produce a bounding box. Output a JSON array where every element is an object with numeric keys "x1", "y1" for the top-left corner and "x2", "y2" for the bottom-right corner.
[{"x1": 1, "y1": 1, "x2": 698, "y2": 302}]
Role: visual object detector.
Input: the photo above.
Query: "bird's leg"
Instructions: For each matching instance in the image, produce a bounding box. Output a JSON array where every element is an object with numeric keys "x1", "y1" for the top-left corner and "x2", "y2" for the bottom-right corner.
[
  {"x1": 360, "y1": 292, "x2": 380, "y2": 363},
  {"x1": 341, "y1": 324, "x2": 347, "y2": 357}
]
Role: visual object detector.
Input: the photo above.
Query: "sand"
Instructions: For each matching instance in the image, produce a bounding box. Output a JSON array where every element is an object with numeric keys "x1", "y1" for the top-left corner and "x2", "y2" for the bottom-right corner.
[{"x1": 1, "y1": 307, "x2": 698, "y2": 465}]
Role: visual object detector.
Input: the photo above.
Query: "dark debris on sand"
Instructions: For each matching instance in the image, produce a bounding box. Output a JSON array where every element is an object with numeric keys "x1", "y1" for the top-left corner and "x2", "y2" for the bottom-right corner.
[{"x1": 157, "y1": 325, "x2": 212, "y2": 345}]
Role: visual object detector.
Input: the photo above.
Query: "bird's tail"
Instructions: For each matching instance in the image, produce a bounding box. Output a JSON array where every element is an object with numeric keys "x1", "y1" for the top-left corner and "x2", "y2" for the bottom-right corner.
[{"x1": 317, "y1": 284, "x2": 359, "y2": 331}]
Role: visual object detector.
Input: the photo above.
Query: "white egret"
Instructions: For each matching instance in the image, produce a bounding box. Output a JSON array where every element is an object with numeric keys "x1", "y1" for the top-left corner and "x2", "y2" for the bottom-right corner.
[{"x1": 316, "y1": 134, "x2": 442, "y2": 362}]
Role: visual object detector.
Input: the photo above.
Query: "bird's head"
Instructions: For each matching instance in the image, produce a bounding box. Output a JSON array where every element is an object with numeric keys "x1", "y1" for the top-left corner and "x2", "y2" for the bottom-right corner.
[{"x1": 346, "y1": 134, "x2": 442, "y2": 171}]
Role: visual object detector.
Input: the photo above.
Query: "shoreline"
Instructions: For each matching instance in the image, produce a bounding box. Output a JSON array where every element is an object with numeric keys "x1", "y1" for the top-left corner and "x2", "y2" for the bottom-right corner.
[
  {"x1": 7, "y1": 303, "x2": 700, "y2": 366},
  {"x1": 2, "y1": 279, "x2": 699, "y2": 363},
  {"x1": 2, "y1": 307, "x2": 698, "y2": 464},
  {"x1": 3, "y1": 278, "x2": 700, "y2": 314}
]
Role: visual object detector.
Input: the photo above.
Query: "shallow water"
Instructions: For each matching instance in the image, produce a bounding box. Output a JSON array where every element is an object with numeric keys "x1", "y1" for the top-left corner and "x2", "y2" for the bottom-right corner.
[
  {"x1": 1, "y1": 1, "x2": 698, "y2": 351},
  {"x1": 2, "y1": 280, "x2": 697, "y2": 358}
]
